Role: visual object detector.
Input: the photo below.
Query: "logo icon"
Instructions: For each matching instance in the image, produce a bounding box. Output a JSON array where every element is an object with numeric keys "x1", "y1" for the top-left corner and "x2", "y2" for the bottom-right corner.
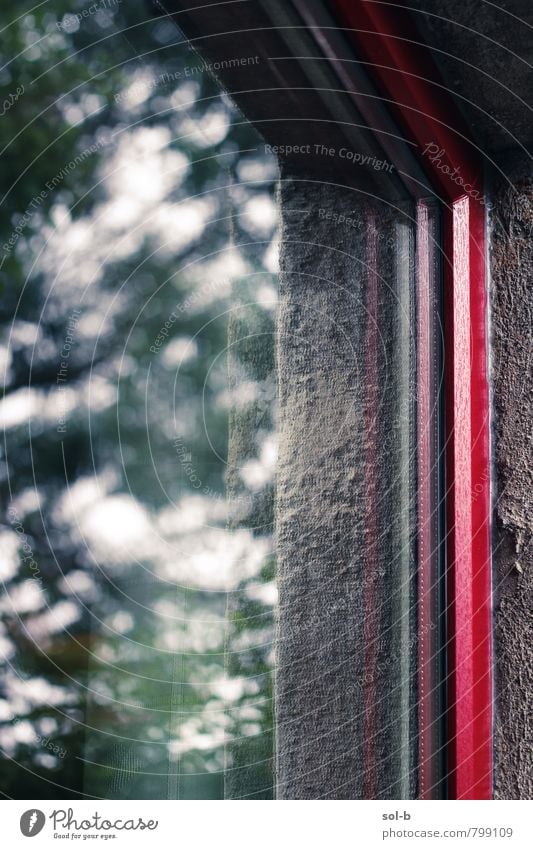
[{"x1": 20, "y1": 810, "x2": 46, "y2": 837}]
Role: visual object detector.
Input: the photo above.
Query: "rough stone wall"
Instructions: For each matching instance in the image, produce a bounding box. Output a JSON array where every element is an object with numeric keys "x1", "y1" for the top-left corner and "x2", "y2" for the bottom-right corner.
[
  {"x1": 276, "y1": 178, "x2": 366, "y2": 800},
  {"x1": 275, "y1": 176, "x2": 419, "y2": 799},
  {"x1": 490, "y1": 156, "x2": 533, "y2": 799},
  {"x1": 407, "y1": 1, "x2": 532, "y2": 157}
]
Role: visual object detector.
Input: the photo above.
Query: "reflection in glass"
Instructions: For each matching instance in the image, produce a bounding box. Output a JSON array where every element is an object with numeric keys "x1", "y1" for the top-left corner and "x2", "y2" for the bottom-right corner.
[{"x1": 0, "y1": 1, "x2": 277, "y2": 799}]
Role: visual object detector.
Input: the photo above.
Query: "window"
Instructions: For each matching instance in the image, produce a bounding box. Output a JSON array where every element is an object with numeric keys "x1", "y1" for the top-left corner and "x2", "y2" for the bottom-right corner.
[{"x1": 1, "y1": 0, "x2": 492, "y2": 801}]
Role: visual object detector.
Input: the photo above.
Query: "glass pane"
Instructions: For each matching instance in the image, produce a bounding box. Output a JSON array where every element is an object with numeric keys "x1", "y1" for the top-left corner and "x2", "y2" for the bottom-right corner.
[
  {"x1": 1, "y1": 1, "x2": 445, "y2": 802},
  {"x1": 416, "y1": 200, "x2": 446, "y2": 799}
]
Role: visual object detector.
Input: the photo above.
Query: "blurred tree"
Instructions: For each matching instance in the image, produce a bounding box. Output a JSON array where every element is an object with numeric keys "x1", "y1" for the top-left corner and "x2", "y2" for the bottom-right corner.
[{"x1": 0, "y1": 0, "x2": 277, "y2": 799}]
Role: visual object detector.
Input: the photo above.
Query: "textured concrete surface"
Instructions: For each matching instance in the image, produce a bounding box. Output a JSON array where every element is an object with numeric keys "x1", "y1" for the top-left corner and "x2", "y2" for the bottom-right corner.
[
  {"x1": 490, "y1": 155, "x2": 533, "y2": 799},
  {"x1": 276, "y1": 177, "x2": 419, "y2": 799},
  {"x1": 276, "y1": 178, "x2": 367, "y2": 799},
  {"x1": 409, "y1": 1, "x2": 532, "y2": 155}
]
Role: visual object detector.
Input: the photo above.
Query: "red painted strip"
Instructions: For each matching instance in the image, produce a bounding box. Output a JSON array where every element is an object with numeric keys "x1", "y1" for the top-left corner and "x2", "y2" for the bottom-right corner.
[
  {"x1": 444, "y1": 198, "x2": 492, "y2": 800},
  {"x1": 446, "y1": 198, "x2": 476, "y2": 798},
  {"x1": 329, "y1": 0, "x2": 493, "y2": 799},
  {"x1": 467, "y1": 198, "x2": 492, "y2": 801}
]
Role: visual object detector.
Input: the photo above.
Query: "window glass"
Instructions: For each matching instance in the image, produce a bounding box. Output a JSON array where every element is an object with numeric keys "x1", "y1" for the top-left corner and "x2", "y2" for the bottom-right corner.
[{"x1": 0, "y1": 1, "x2": 444, "y2": 802}]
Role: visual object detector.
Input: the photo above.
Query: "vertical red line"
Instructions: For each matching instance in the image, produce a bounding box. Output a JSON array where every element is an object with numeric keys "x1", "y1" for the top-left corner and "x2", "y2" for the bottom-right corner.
[
  {"x1": 445, "y1": 197, "x2": 492, "y2": 800},
  {"x1": 363, "y1": 214, "x2": 379, "y2": 799},
  {"x1": 467, "y1": 196, "x2": 492, "y2": 800},
  {"x1": 447, "y1": 197, "x2": 476, "y2": 797}
]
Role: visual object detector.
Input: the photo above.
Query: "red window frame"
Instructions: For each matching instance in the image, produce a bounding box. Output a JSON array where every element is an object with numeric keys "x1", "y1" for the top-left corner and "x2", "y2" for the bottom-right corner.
[{"x1": 327, "y1": 0, "x2": 493, "y2": 800}]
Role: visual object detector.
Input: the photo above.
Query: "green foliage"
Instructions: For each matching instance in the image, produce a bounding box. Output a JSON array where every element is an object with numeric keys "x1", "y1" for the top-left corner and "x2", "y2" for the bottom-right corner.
[{"x1": 0, "y1": 0, "x2": 277, "y2": 799}]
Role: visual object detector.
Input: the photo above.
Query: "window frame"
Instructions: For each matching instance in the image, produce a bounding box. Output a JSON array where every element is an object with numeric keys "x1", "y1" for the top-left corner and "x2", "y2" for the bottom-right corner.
[
  {"x1": 326, "y1": 0, "x2": 493, "y2": 801},
  {"x1": 167, "y1": 0, "x2": 494, "y2": 800}
]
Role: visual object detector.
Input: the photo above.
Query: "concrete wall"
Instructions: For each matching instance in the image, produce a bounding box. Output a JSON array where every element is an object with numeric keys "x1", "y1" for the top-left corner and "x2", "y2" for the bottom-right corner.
[
  {"x1": 490, "y1": 155, "x2": 533, "y2": 799},
  {"x1": 276, "y1": 177, "x2": 419, "y2": 799}
]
